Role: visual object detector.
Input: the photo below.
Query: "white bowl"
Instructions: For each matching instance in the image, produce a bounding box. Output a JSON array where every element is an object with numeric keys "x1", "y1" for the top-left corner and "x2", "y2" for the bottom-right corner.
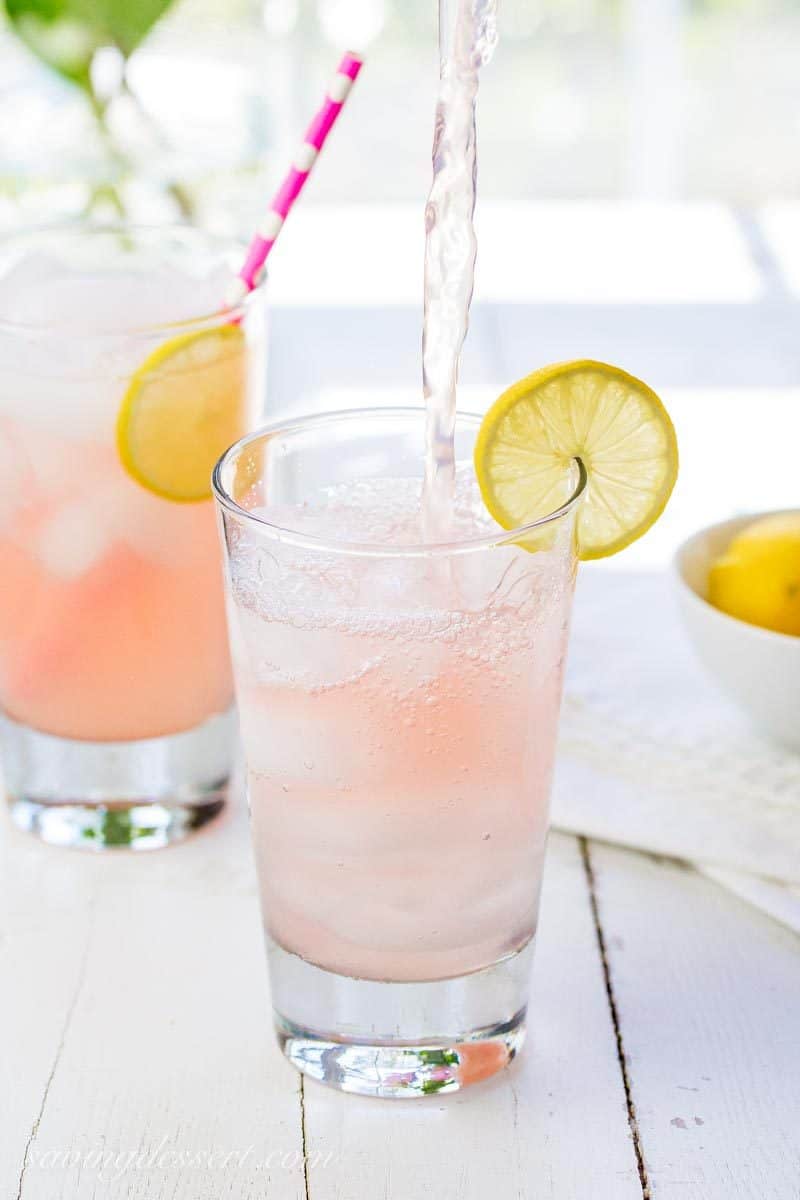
[{"x1": 674, "y1": 512, "x2": 800, "y2": 751}]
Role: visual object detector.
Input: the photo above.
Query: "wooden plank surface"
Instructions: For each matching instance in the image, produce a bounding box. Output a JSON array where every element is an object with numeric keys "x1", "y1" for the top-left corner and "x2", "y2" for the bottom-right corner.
[
  {"x1": 589, "y1": 841, "x2": 800, "y2": 1200},
  {"x1": 1, "y1": 808, "x2": 640, "y2": 1199},
  {"x1": 1, "y1": 797, "x2": 305, "y2": 1200},
  {"x1": 303, "y1": 834, "x2": 642, "y2": 1200},
  {"x1": 3, "y1": 777, "x2": 800, "y2": 1199},
  {"x1": 0, "y1": 828, "x2": 94, "y2": 1200}
]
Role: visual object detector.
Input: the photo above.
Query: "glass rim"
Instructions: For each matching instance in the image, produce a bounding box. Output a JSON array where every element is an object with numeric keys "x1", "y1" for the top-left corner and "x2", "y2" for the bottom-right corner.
[
  {"x1": 212, "y1": 407, "x2": 588, "y2": 559},
  {"x1": 0, "y1": 221, "x2": 266, "y2": 339}
]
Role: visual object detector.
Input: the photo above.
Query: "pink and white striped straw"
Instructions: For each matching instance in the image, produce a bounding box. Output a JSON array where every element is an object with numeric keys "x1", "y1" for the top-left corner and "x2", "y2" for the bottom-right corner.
[{"x1": 227, "y1": 51, "x2": 363, "y2": 306}]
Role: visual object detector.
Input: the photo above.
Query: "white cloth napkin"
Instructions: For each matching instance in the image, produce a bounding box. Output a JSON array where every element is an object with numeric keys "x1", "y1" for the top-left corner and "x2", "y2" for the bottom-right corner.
[{"x1": 552, "y1": 568, "x2": 800, "y2": 933}]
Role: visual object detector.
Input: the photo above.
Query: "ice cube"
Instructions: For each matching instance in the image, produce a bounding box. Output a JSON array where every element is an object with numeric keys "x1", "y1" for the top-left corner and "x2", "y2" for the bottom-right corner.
[
  {"x1": 239, "y1": 689, "x2": 352, "y2": 782},
  {"x1": 35, "y1": 493, "x2": 120, "y2": 579},
  {"x1": 32, "y1": 474, "x2": 146, "y2": 578},
  {"x1": 0, "y1": 250, "x2": 232, "y2": 445},
  {"x1": 0, "y1": 249, "x2": 230, "y2": 333}
]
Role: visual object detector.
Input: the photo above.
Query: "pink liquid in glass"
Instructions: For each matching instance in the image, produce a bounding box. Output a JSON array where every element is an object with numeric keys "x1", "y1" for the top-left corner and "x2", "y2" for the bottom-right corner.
[
  {"x1": 0, "y1": 249, "x2": 263, "y2": 746},
  {"x1": 0, "y1": 429, "x2": 231, "y2": 741},
  {"x1": 227, "y1": 477, "x2": 573, "y2": 983}
]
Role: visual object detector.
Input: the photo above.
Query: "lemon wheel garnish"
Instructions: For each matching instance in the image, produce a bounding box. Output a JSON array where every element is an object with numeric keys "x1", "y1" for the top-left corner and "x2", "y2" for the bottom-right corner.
[
  {"x1": 117, "y1": 324, "x2": 247, "y2": 502},
  {"x1": 474, "y1": 360, "x2": 678, "y2": 560}
]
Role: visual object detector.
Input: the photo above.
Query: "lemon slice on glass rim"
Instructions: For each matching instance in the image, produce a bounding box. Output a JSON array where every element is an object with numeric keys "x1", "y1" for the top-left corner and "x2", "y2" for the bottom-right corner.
[
  {"x1": 474, "y1": 360, "x2": 678, "y2": 560},
  {"x1": 117, "y1": 323, "x2": 247, "y2": 503}
]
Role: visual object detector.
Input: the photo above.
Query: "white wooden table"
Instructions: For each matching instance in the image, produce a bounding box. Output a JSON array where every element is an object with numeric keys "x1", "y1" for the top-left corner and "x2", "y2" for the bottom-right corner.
[{"x1": 3, "y1": 203, "x2": 800, "y2": 1198}]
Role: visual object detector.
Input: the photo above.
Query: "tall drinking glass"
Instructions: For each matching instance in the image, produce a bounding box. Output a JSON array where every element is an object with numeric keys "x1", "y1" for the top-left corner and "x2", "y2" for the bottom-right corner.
[
  {"x1": 215, "y1": 409, "x2": 584, "y2": 1097},
  {"x1": 0, "y1": 225, "x2": 266, "y2": 849}
]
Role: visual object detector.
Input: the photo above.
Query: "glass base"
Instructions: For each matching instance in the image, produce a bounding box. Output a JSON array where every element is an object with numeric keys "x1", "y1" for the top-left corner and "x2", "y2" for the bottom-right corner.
[
  {"x1": 268, "y1": 936, "x2": 533, "y2": 1098},
  {"x1": 1, "y1": 708, "x2": 235, "y2": 850}
]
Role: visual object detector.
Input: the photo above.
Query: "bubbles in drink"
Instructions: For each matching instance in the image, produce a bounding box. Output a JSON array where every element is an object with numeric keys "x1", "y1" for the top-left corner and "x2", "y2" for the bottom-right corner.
[{"x1": 228, "y1": 474, "x2": 572, "y2": 690}]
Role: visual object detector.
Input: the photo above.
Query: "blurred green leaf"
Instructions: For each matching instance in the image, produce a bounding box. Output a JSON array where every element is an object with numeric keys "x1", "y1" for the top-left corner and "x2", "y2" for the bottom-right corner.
[{"x1": 4, "y1": 0, "x2": 174, "y2": 88}]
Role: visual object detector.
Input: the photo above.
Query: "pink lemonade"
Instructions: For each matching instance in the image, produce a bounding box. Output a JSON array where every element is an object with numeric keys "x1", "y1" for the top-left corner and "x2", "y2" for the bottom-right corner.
[
  {"x1": 0, "y1": 227, "x2": 265, "y2": 848},
  {"x1": 215, "y1": 416, "x2": 581, "y2": 1096},
  {"x1": 225, "y1": 472, "x2": 574, "y2": 983},
  {"x1": 0, "y1": 429, "x2": 230, "y2": 741},
  {"x1": 239, "y1": 580, "x2": 569, "y2": 983}
]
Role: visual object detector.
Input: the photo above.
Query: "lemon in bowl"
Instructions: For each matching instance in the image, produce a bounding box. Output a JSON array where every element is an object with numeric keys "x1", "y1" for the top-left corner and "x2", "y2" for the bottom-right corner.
[
  {"x1": 675, "y1": 512, "x2": 800, "y2": 751},
  {"x1": 708, "y1": 513, "x2": 800, "y2": 637}
]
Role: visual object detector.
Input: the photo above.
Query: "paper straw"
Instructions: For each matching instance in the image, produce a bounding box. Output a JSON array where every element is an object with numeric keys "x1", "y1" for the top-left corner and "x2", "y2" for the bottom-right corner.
[{"x1": 227, "y1": 51, "x2": 363, "y2": 305}]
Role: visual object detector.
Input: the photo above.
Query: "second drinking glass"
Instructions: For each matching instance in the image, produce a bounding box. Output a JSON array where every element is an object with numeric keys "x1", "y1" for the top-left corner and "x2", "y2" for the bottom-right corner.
[
  {"x1": 0, "y1": 224, "x2": 267, "y2": 849},
  {"x1": 214, "y1": 408, "x2": 585, "y2": 1098}
]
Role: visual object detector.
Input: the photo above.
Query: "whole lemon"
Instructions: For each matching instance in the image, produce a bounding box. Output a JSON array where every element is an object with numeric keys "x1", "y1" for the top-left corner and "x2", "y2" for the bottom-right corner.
[{"x1": 709, "y1": 513, "x2": 800, "y2": 636}]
